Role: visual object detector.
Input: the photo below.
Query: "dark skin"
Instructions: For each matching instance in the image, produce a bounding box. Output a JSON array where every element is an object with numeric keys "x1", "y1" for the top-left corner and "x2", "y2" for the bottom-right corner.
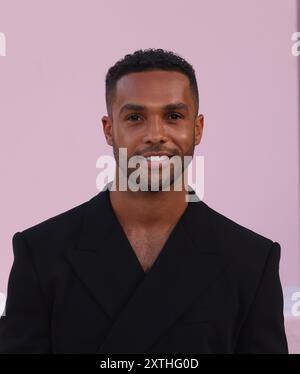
[{"x1": 102, "y1": 70, "x2": 204, "y2": 270}]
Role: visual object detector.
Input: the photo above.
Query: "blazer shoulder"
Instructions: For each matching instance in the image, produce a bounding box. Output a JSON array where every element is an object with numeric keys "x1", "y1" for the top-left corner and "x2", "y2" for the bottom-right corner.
[
  {"x1": 197, "y1": 201, "x2": 277, "y2": 267},
  {"x1": 16, "y1": 193, "x2": 100, "y2": 245},
  {"x1": 196, "y1": 202, "x2": 281, "y2": 289},
  {"x1": 202, "y1": 201, "x2": 275, "y2": 246}
]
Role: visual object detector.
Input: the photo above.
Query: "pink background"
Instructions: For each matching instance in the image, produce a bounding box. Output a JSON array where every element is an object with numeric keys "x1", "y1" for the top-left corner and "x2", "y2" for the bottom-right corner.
[{"x1": 0, "y1": 0, "x2": 299, "y2": 352}]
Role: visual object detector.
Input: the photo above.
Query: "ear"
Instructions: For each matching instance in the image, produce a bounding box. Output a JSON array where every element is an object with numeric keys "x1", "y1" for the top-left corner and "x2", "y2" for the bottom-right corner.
[
  {"x1": 194, "y1": 114, "x2": 204, "y2": 146},
  {"x1": 102, "y1": 115, "x2": 113, "y2": 146}
]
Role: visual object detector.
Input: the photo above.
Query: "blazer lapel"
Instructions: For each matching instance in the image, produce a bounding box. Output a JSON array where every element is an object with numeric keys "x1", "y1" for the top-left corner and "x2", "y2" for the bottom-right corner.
[
  {"x1": 63, "y1": 187, "x2": 146, "y2": 321},
  {"x1": 97, "y1": 193, "x2": 229, "y2": 354}
]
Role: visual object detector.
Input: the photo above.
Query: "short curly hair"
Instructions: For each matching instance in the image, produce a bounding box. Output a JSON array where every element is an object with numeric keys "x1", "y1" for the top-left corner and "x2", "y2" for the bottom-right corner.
[{"x1": 105, "y1": 48, "x2": 199, "y2": 119}]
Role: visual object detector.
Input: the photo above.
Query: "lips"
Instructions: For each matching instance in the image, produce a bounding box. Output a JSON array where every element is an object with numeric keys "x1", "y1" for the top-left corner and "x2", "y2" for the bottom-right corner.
[
  {"x1": 132, "y1": 152, "x2": 174, "y2": 169},
  {"x1": 141, "y1": 152, "x2": 173, "y2": 158},
  {"x1": 139, "y1": 153, "x2": 171, "y2": 167},
  {"x1": 136, "y1": 154, "x2": 171, "y2": 170},
  {"x1": 145, "y1": 155, "x2": 170, "y2": 162}
]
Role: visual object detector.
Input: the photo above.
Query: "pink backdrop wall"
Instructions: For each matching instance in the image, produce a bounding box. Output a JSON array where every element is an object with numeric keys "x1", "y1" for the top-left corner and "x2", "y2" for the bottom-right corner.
[{"x1": 0, "y1": 0, "x2": 299, "y2": 351}]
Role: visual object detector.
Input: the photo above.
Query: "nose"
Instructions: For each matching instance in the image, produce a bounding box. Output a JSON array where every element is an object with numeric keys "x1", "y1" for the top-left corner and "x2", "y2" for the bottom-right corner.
[{"x1": 143, "y1": 117, "x2": 168, "y2": 145}]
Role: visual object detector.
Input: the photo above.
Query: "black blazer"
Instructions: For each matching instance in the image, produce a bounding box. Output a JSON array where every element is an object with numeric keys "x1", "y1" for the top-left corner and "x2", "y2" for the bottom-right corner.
[{"x1": 0, "y1": 188, "x2": 288, "y2": 354}]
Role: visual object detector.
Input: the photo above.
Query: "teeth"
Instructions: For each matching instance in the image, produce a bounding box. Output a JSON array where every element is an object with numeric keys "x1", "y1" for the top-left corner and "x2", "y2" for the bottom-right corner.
[{"x1": 146, "y1": 156, "x2": 169, "y2": 161}]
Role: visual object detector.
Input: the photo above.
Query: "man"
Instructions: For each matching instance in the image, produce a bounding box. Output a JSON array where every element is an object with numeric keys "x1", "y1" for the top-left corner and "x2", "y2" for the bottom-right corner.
[{"x1": 0, "y1": 49, "x2": 288, "y2": 354}]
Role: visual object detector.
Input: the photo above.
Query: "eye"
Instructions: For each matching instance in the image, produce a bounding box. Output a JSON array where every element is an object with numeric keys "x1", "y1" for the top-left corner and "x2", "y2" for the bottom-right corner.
[
  {"x1": 167, "y1": 112, "x2": 182, "y2": 120},
  {"x1": 127, "y1": 114, "x2": 142, "y2": 122}
]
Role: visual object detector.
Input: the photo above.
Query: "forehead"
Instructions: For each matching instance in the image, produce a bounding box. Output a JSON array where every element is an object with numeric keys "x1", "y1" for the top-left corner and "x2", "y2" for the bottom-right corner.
[{"x1": 113, "y1": 70, "x2": 193, "y2": 110}]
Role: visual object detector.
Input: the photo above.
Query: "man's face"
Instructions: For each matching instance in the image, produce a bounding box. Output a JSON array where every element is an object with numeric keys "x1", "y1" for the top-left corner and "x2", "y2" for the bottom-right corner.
[{"x1": 102, "y1": 70, "x2": 204, "y2": 191}]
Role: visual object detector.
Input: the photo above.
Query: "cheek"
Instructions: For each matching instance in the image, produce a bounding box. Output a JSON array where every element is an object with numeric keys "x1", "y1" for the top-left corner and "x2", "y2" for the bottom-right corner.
[
  {"x1": 113, "y1": 126, "x2": 129, "y2": 143},
  {"x1": 171, "y1": 129, "x2": 194, "y2": 151},
  {"x1": 113, "y1": 128, "x2": 140, "y2": 154}
]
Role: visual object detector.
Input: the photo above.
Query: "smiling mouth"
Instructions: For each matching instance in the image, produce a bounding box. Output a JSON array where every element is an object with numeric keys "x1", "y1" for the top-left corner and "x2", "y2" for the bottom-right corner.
[
  {"x1": 143, "y1": 156, "x2": 171, "y2": 170},
  {"x1": 131, "y1": 152, "x2": 176, "y2": 169},
  {"x1": 145, "y1": 155, "x2": 170, "y2": 162}
]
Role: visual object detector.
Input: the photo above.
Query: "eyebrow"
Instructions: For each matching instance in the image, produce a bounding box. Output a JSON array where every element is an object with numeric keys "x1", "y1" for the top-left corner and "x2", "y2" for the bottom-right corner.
[{"x1": 119, "y1": 102, "x2": 189, "y2": 116}]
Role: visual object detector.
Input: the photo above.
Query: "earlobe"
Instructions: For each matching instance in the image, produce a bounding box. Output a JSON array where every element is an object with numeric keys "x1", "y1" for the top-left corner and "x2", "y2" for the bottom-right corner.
[
  {"x1": 194, "y1": 114, "x2": 204, "y2": 145},
  {"x1": 102, "y1": 116, "x2": 113, "y2": 146}
]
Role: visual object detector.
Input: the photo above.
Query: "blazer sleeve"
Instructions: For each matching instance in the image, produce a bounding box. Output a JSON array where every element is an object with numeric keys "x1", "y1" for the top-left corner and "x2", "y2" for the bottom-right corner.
[
  {"x1": 0, "y1": 232, "x2": 51, "y2": 353},
  {"x1": 234, "y1": 242, "x2": 289, "y2": 354}
]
